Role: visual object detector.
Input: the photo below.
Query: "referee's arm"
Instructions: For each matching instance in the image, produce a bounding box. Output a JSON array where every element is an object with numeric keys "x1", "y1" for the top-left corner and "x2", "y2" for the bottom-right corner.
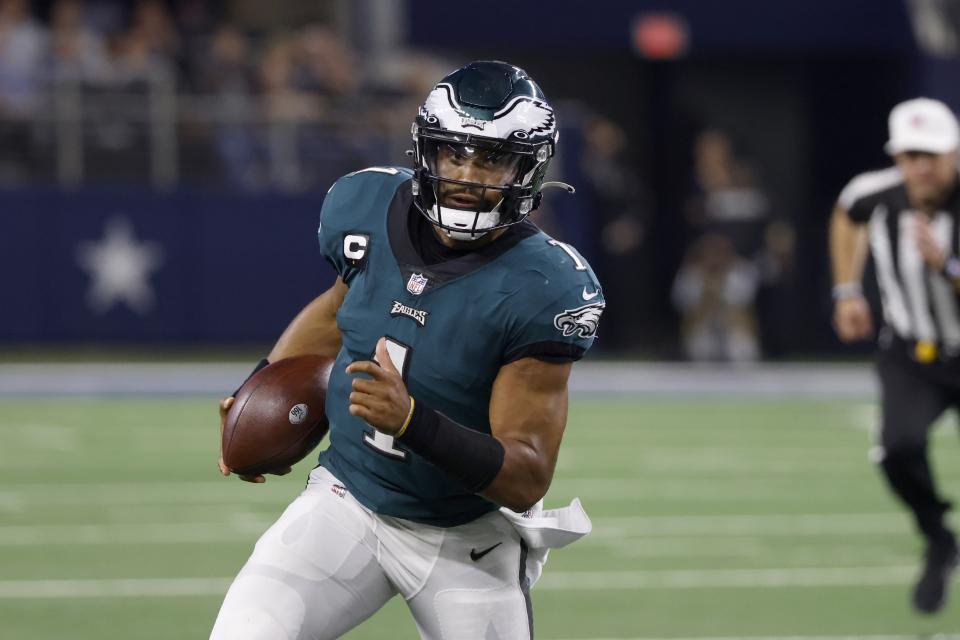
[
  {"x1": 914, "y1": 216, "x2": 960, "y2": 292},
  {"x1": 829, "y1": 205, "x2": 874, "y2": 342}
]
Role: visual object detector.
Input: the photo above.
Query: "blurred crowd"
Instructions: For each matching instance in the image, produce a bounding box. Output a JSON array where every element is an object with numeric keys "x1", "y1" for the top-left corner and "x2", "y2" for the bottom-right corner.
[
  {"x1": 671, "y1": 130, "x2": 796, "y2": 363},
  {"x1": 0, "y1": 0, "x2": 448, "y2": 187}
]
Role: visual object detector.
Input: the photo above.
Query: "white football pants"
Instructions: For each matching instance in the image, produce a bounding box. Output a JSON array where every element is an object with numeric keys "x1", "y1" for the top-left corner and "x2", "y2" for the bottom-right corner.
[{"x1": 210, "y1": 466, "x2": 550, "y2": 640}]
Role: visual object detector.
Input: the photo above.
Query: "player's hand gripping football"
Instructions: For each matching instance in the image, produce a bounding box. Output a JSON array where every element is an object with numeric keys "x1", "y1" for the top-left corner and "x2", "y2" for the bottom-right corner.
[
  {"x1": 346, "y1": 337, "x2": 412, "y2": 436},
  {"x1": 217, "y1": 396, "x2": 292, "y2": 483}
]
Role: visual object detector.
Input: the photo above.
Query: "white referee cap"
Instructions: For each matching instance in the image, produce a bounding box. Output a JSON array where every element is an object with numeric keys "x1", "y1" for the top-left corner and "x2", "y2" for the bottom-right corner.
[{"x1": 885, "y1": 97, "x2": 959, "y2": 155}]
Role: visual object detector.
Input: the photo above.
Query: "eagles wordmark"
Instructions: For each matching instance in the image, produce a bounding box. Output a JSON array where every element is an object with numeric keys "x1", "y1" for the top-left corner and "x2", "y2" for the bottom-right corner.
[{"x1": 390, "y1": 300, "x2": 429, "y2": 327}]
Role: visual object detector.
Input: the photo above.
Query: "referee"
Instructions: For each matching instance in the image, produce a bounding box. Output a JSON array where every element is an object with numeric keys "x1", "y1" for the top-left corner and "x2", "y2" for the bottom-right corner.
[{"x1": 830, "y1": 97, "x2": 960, "y2": 614}]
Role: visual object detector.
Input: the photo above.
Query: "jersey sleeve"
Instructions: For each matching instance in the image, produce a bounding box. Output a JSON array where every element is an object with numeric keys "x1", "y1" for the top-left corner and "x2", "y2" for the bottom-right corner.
[
  {"x1": 502, "y1": 276, "x2": 605, "y2": 365},
  {"x1": 318, "y1": 168, "x2": 410, "y2": 284},
  {"x1": 838, "y1": 180, "x2": 874, "y2": 224},
  {"x1": 317, "y1": 176, "x2": 358, "y2": 282},
  {"x1": 837, "y1": 168, "x2": 901, "y2": 223}
]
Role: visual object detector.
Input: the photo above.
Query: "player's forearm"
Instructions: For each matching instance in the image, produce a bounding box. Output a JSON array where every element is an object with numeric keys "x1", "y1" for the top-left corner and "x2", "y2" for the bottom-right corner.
[
  {"x1": 398, "y1": 403, "x2": 554, "y2": 513},
  {"x1": 480, "y1": 437, "x2": 556, "y2": 512},
  {"x1": 480, "y1": 358, "x2": 568, "y2": 512},
  {"x1": 830, "y1": 206, "x2": 868, "y2": 287},
  {"x1": 268, "y1": 278, "x2": 346, "y2": 361}
]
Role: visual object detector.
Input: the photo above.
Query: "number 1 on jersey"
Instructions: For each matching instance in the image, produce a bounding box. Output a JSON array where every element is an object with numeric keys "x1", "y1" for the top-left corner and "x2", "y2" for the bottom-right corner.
[{"x1": 362, "y1": 337, "x2": 410, "y2": 460}]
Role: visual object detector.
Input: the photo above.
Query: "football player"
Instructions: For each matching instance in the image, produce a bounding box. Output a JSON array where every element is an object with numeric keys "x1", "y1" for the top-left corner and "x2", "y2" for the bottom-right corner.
[{"x1": 211, "y1": 61, "x2": 604, "y2": 640}]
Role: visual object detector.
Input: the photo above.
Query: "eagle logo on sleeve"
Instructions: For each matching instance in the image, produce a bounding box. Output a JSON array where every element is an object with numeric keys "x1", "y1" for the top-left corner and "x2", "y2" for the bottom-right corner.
[{"x1": 553, "y1": 302, "x2": 605, "y2": 338}]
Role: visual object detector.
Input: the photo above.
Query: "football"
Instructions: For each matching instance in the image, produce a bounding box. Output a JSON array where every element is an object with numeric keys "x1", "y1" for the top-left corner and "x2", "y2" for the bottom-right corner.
[{"x1": 222, "y1": 354, "x2": 335, "y2": 476}]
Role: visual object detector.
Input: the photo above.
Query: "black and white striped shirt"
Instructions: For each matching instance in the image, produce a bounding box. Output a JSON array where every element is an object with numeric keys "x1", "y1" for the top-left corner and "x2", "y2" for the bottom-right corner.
[{"x1": 840, "y1": 167, "x2": 960, "y2": 349}]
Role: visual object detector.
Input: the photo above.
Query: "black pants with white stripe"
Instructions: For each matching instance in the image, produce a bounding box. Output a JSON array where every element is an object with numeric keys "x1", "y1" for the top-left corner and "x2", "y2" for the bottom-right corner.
[{"x1": 876, "y1": 339, "x2": 959, "y2": 545}]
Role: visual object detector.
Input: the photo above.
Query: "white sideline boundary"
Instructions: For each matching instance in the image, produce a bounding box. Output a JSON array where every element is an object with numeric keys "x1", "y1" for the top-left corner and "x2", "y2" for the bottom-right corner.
[
  {"x1": 0, "y1": 362, "x2": 875, "y2": 397},
  {"x1": 0, "y1": 567, "x2": 921, "y2": 599}
]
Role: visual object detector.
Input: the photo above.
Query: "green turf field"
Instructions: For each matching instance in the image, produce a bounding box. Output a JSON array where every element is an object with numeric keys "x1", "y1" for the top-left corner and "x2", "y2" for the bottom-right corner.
[{"x1": 2, "y1": 395, "x2": 960, "y2": 639}]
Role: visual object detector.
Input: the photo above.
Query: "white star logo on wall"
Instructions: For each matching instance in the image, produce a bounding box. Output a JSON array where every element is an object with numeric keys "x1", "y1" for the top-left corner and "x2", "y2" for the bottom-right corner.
[{"x1": 76, "y1": 217, "x2": 164, "y2": 315}]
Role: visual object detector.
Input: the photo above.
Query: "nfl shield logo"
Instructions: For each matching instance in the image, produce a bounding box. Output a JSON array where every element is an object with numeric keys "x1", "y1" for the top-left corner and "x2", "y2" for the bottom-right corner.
[{"x1": 406, "y1": 273, "x2": 428, "y2": 295}]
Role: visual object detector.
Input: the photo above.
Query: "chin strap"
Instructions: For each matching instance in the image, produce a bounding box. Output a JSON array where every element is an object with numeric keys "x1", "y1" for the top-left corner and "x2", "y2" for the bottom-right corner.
[{"x1": 441, "y1": 226, "x2": 489, "y2": 241}]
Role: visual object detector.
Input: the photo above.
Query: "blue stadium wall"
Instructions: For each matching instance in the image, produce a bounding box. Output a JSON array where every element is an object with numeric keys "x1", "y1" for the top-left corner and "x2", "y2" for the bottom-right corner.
[{"x1": 0, "y1": 188, "x2": 335, "y2": 343}]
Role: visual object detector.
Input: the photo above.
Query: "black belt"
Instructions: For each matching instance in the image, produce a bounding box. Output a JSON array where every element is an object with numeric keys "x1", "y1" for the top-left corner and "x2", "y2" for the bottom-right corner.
[{"x1": 884, "y1": 332, "x2": 960, "y2": 365}]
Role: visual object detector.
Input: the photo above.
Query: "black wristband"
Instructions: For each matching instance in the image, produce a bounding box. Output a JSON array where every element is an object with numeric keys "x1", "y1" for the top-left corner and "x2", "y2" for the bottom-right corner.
[
  {"x1": 399, "y1": 400, "x2": 505, "y2": 493},
  {"x1": 232, "y1": 358, "x2": 269, "y2": 398}
]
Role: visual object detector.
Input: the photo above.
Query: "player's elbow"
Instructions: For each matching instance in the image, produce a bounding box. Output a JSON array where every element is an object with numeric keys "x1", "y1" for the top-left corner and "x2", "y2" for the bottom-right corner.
[
  {"x1": 498, "y1": 493, "x2": 542, "y2": 514},
  {"x1": 489, "y1": 437, "x2": 555, "y2": 512},
  {"x1": 510, "y1": 491, "x2": 546, "y2": 514},
  {"x1": 496, "y1": 469, "x2": 551, "y2": 513}
]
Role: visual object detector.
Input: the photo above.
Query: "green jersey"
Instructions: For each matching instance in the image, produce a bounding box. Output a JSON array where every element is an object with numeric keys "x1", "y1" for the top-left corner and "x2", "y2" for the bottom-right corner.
[{"x1": 317, "y1": 167, "x2": 603, "y2": 527}]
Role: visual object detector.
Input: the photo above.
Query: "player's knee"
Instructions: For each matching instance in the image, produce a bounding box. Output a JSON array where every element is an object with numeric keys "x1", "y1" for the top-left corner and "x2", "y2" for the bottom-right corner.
[
  {"x1": 426, "y1": 586, "x2": 531, "y2": 640},
  {"x1": 876, "y1": 435, "x2": 925, "y2": 463},
  {"x1": 210, "y1": 607, "x2": 291, "y2": 640},
  {"x1": 875, "y1": 437, "x2": 927, "y2": 474},
  {"x1": 210, "y1": 574, "x2": 305, "y2": 640}
]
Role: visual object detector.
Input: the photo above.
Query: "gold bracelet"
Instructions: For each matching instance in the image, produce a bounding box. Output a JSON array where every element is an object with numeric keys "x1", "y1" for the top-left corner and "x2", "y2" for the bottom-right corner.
[{"x1": 396, "y1": 397, "x2": 415, "y2": 438}]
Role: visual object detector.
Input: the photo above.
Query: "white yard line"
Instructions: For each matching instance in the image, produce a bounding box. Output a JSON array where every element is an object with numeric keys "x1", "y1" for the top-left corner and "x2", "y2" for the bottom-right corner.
[
  {"x1": 0, "y1": 480, "x2": 817, "y2": 507},
  {"x1": 0, "y1": 577, "x2": 232, "y2": 599},
  {"x1": 558, "y1": 636, "x2": 960, "y2": 640},
  {"x1": 0, "y1": 521, "x2": 272, "y2": 545},
  {"x1": 0, "y1": 567, "x2": 920, "y2": 599},
  {"x1": 0, "y1": 482, "x2": 290, "y2": 509},
  {"x1": 0, "y1": 513, "x2": 915, "y2": 546},
  {"x1": 588, "y1": 513, "x2": 911, "y2": 537},
  {"x1": 537, "y1": 567, "x2": 916, "y2": 590}
]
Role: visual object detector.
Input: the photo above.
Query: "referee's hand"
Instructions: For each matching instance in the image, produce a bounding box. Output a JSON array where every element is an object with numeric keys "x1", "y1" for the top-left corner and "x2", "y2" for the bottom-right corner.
[
  {"x1": 915, "y1": 216, "x2": 946, "y2": 271},
  {"x1": 833, "y1": 296, "x2": 873, "y2": 343}
]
